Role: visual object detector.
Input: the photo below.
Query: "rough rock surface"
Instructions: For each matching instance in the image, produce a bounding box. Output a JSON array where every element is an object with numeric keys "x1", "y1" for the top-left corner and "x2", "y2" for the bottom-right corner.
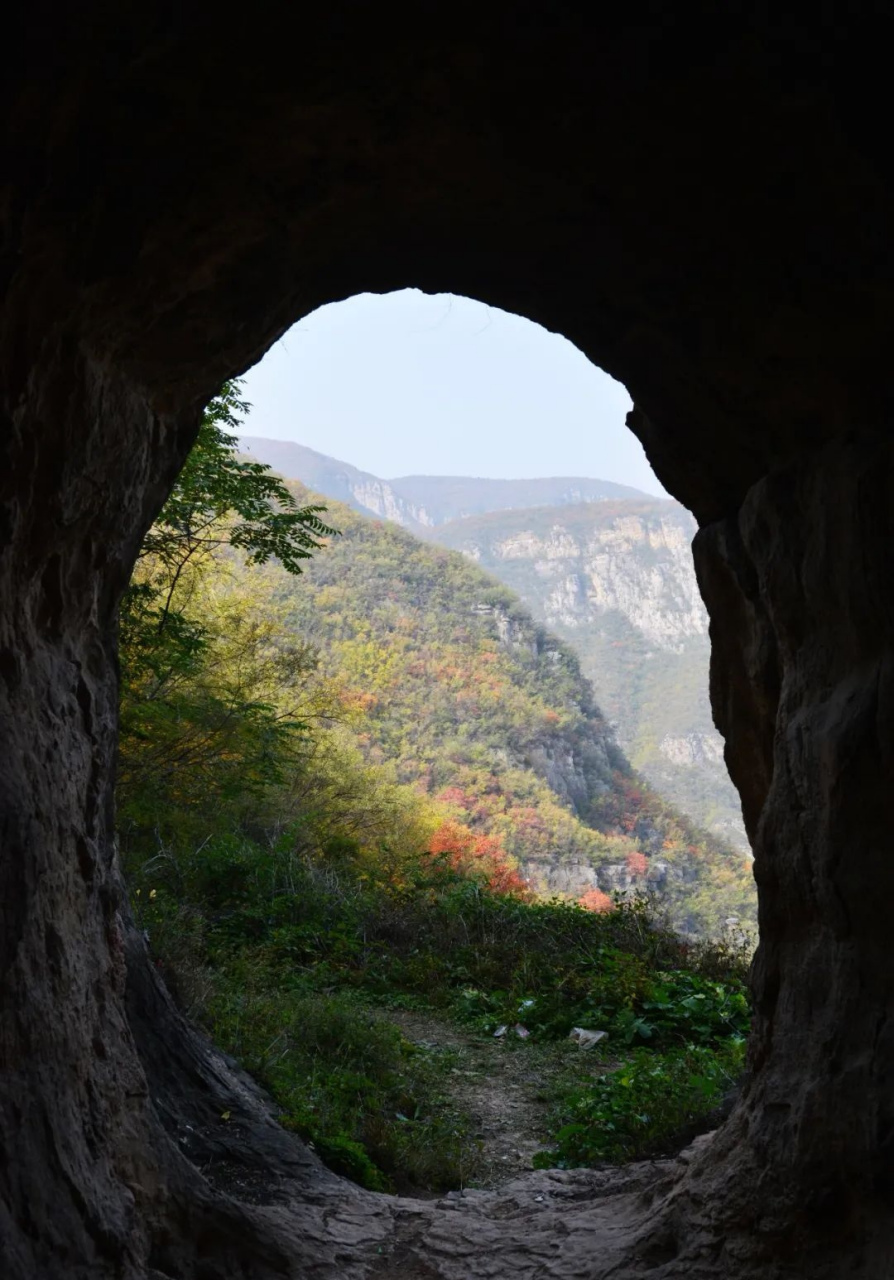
[
  {"x1": 4, "y1": 6, "x2": 894, "y2": 1277},
  {"x1": 483, "y1": 513, "x2": 706, "y2": 650}
]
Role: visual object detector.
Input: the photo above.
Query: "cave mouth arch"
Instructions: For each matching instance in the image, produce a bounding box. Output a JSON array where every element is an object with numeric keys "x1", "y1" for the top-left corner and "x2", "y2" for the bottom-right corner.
[
  {"x1": 232, "y1": 286, "x2": 754, "y2": 887},
  {"x1": 4, "y1": 9, "x2": 894, "y2": 1277}
]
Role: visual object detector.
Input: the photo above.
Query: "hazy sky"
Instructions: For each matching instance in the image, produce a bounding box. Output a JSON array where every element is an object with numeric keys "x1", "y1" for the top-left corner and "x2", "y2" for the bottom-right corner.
[{"x1": 239, "y1": 290, "x2": 668, "y2": 497}]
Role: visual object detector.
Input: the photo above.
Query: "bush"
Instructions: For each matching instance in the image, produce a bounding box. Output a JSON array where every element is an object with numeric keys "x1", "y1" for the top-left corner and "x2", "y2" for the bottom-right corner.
[
  {"x1": 537, "y1": 1039, "x2": 745, "y2": 1166},
  {"x1": 130, "y1": 835, "x2": 751, "y2": 1189}
]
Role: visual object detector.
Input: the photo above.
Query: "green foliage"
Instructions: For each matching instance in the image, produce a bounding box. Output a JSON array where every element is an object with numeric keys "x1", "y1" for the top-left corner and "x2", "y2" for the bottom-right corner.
[
  {"x1": 207, "y1": 983, "x2": 470, "y2": 1192},
  {"x1": 118, "y1": 382, "x2": 337, "y2": 835},
  {"x1": 132, "y1": 832, "x2": 750, "y2": 1187},
  {"x1": 536, "y1": 1039, "x2": 745, "y2": 1166},
  {"x1": 140, "y1": 381, "x2": 336, "y2": 579}
]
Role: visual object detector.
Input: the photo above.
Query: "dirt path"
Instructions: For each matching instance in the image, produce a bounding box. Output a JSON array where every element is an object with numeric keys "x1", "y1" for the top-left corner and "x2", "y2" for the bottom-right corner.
[{"x1": 384, "y1": 1007, "x2": 603, "y2": 1190}]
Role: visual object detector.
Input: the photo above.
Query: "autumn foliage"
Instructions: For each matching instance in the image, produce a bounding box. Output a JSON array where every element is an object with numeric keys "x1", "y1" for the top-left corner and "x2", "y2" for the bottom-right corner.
[
  {"x1": 578, "y1": 888, "x2": 613, "y2": 913},
  {"x1": 626, "y1": 851, "x2": 649, "y2": 877},
  {"x1": 427, "y1": 820, "x2": 532, "y2": 899}
]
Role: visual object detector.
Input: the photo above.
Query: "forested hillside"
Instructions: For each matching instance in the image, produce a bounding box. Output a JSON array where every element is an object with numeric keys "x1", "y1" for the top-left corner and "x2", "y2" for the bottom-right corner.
[
  {"x1": 262, "y1": 487, "x2": 754, "y2": 936},
  {"x1": 432, "y1": 501, "x2": 747, "y2": 850}
]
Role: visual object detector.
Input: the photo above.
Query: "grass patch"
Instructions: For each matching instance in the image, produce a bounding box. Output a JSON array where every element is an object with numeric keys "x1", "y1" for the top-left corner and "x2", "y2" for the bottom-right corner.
[
  {"x1": 536, "y1": 1039, "x2": 745, "y2": 1166},
  {"x1": 202, "y1": 976, "x2": 474, "y2": 1192}
]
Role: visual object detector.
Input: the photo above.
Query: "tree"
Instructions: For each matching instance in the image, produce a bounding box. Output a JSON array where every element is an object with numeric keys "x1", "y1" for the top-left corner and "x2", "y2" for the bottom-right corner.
[
  {"x1": 626, "y1": 851, "x2": 649, "y2": 878},
  {"x1": 579, "y1": 888, "x2": 613, "y2": 913},
  {"x1": 122, "y1": 381, "x2": 335, "y2": 654},
  {"x1": 118, "y1": 383, "x2": 337, "y2": 842},
  {"x1": 426, "y1": 819, "x2": 532, "y2": 898}
]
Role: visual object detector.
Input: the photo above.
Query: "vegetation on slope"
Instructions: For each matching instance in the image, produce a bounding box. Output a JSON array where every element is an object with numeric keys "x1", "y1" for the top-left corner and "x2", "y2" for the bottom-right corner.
[
  {"x1": 238, "y1": 436, "x2": 748, "y2": 851},
  {"x1": 120, "y1": 384, "x2": 753, "y2": 1196},
  {"x1": 130, "y1": 834, "x2": 748, "y2": 1190},
  {"x1": 430, "y1": 498, "x2": 749, "y2": 850},
  {"x1": 262, "y1": 490, "x2": 754, "y2": 936}
]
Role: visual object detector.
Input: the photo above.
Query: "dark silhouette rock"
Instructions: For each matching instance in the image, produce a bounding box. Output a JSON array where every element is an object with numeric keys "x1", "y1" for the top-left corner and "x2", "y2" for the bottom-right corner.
[{"x1": 3, "y1": 6, "x2": 894, "y2": 1275}]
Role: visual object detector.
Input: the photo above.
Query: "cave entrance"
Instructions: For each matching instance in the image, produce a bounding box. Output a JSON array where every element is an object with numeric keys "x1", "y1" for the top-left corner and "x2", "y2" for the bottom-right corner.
[
  {"x1": 117, "y1": 285, "x2": 756, "y2": 1196},
  {"x1": 5, "y1": 10, "x2": 894, "y2": 1276}
]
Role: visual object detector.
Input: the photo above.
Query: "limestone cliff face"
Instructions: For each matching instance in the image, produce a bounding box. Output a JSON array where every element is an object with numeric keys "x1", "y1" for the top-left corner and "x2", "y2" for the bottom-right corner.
[
  {"x1": 347, "y1": 479, "x2": 435, "y2": 528},
  {"x1": 435, "y1": 501, "x2": 748, "y2": 852},
  {"x1": 478, "y1": 509, "x2": 707, "y2": 649}
]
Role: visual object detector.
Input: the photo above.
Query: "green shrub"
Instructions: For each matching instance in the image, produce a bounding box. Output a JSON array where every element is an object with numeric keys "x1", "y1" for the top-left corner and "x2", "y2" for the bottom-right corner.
[
  {"x1": 537, "y1": 1039, "x2": 745, "y2": 1166},
  {"x1": 130, "y1": 836, "x2": 751, "y2": 1189}
]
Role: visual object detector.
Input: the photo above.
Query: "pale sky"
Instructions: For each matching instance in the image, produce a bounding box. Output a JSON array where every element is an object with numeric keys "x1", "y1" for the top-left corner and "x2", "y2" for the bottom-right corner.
[{"x1": 239, "y1": 290, "x2": 668, "y2": 497}]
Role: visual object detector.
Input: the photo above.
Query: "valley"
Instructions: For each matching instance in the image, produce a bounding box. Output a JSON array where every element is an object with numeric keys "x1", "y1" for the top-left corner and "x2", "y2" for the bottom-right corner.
[
  {"x1": 263, "y1": 486, "x2": 755, "y2": 935},
  {"x1": 118, "y1": 393, "x2": 753, "y2": 1201},
  {"x1": 242, "y1": 437, "x2": 749, "y2": 853}
]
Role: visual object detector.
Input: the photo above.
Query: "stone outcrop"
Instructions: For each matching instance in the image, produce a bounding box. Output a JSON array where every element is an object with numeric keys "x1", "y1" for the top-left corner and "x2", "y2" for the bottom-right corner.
[
  {"x1": 4, "y1": 7, "x2": 894, "y2": 1277},
  {"x1": 478, "y1": 509, "x2": 706, "y2": 648}
]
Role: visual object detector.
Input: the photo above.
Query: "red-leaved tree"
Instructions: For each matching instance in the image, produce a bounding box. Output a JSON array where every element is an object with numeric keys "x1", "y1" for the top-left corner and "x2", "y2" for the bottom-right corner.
[
  {"x1": 626, "y1": 851, "x2": 649, "y2": 877},
  {"x1": 578, "y1": 887, "x2": 613, "y2": 913},
  {"x1": 427, "y1": 820, "x2": 531, "y2": 898}
]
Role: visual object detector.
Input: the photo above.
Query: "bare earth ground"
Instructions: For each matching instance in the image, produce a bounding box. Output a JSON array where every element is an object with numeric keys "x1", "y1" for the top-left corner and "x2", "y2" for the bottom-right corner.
[{"x1": 384, "y1": 1007, "x2": 612, "y2": 1190}]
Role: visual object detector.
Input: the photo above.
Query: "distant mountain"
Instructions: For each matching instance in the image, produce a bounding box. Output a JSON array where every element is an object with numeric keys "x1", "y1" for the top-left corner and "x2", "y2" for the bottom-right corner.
[
  {"x1": 240, "y1": 437, "x2": 650, "y2": 532},
  {"x1": 382, "y1": 473, "x2": 652, "y2": 525},
  {"x1": 240, "y1": 436, "x2": 747, "y2": 851},
  {"x1": 267, "y1": 483, "x2": 755, "y2": 936}
]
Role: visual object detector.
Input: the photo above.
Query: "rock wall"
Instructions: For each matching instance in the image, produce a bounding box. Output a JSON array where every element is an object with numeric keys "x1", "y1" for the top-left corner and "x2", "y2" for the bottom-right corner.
[
  {"x1": 691, "y1": 434, "x2": 894, "y2": 1232},
  {"x1": 480, "y1": 509, "x2": 706, "y2": 648}
]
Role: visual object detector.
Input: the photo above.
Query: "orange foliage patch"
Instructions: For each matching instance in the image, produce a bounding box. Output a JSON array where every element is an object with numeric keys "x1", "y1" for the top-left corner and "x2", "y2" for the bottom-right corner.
[
  {"x1": 578, "y1": 888, "x2": 613, "y2": 913},
  {"x1": 626, "y1": 851, "x2": 649, "y2": 877},
  {"x1": 427, "y1": 820, "x2": 531, "y2": 899}
]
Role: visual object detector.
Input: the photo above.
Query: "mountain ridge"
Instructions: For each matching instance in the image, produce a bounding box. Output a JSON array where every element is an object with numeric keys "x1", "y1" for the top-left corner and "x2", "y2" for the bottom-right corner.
[{"x1": 239, "y1": 436, "x2": 652, "y2": 532}]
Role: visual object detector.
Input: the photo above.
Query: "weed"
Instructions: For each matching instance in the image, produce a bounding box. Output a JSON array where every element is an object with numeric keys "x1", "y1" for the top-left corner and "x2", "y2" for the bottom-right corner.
[{"x1": 536, "y1": 1039, "x2": 745, "y2": 1166}]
